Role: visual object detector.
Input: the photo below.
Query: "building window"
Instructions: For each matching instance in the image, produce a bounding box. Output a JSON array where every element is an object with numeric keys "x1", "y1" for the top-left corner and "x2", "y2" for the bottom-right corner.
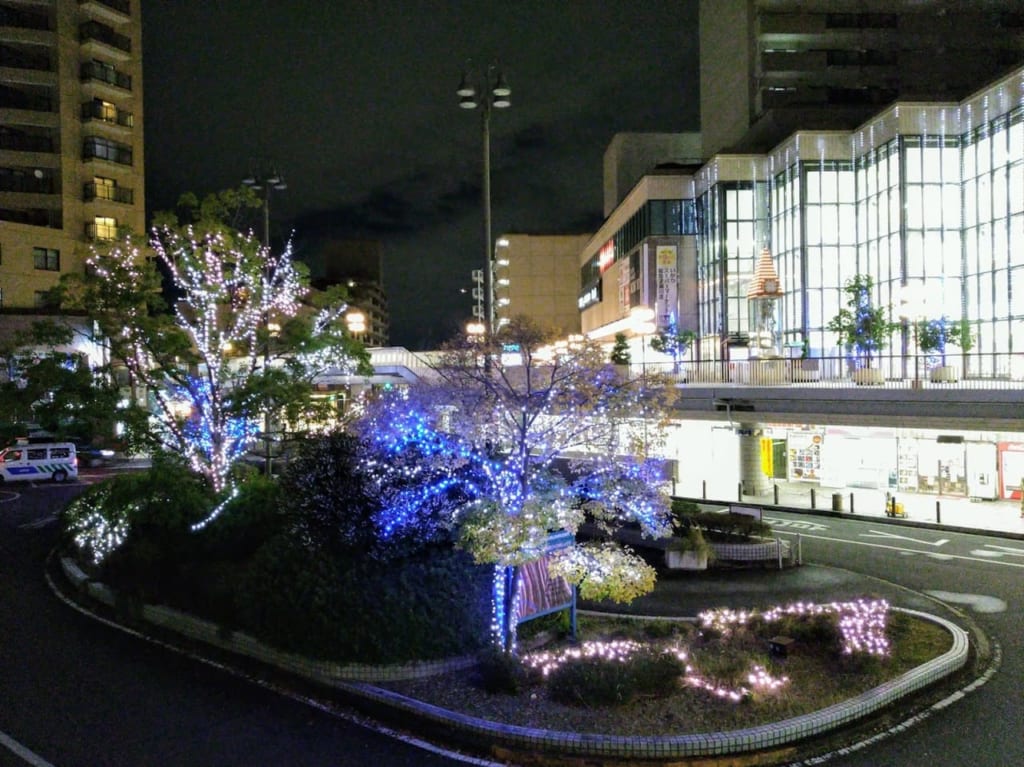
[
  {"x1": 34, "y1": 290, "x2": 55, "y2": 308},
  {"x1": 32, "y1": 246, "x2": 59, "y2": 271},
  {"x1": 83, "y1": 136, "x2": 132, "y2": 165},
  {"x1": 88, "y1": 216, "x2": 117, "y2": 240}
]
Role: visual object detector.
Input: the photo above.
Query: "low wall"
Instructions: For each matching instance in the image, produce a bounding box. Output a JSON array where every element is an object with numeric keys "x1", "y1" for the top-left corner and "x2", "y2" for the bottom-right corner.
[{"x1": 60, "y1": 555, "x2": 970, "y2": 763}]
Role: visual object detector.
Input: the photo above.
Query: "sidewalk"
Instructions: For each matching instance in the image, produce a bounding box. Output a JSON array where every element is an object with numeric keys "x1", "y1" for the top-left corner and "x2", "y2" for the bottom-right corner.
[{"x1": 735, "y1": 480, "x2": 1024, "y2": 537}]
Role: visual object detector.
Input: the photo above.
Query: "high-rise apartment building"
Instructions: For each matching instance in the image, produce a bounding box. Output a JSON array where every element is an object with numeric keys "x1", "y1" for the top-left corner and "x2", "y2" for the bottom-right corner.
[
  {"x1": 700, "y1": 0, "x2": 1024, "y2": 157},
  {"x1": 0, "y1": 0, "x2": 145, "y2": 311}
]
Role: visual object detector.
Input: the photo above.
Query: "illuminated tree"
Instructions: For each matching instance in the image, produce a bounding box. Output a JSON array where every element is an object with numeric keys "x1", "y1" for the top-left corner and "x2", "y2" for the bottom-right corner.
[
  {"x1": 356, "y1": 316, "x2": 673, "y2": 650},
  {"x1": 59, "y1": 189, "x2": 370, "y2": 503},
  {"x1": 649, "y1": 315, "x2": 696, "y2": 375}
]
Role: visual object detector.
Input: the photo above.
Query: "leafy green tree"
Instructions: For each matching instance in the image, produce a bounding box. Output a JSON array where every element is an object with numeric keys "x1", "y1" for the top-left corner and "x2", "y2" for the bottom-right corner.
[
  {"x1": 58, "y1": 188, "x2": 371, "y2": 498},
  {"x1": 916, "y1": 316, "x2": 975, "y2": 366},
  {"x1": 0, "y1": 318, "x2": 135, "y2": 446},
  {"x1": 609, "y1": 332, "x2": 631, "y2": 365},
  {"x1": 649, "y1": 318, "x2": 696, "y2": 374},
  {"x1": 826, "y1": 274, "x2": 895, "y2": 367}
]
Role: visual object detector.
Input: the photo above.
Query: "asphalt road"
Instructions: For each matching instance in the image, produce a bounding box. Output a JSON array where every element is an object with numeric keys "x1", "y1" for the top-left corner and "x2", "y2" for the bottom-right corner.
[
  {"x1": 1, "y1": 472, "x2": 1020, "y2": 766},
  {"x1": 0, "y1": 473, "x2": 478, "y2": 767}
]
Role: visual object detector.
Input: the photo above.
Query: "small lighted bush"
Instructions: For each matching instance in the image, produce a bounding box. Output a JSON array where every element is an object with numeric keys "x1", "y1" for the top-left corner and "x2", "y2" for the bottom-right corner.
[{"x1": 542, "y1": 644, "x2": 685, "y2": 707}]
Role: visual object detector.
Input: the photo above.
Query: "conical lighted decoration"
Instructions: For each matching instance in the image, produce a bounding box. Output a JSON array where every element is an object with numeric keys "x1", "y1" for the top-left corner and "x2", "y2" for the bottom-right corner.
[{"x1": 747, "y1": 247, "x2": 783, "y2": 357}]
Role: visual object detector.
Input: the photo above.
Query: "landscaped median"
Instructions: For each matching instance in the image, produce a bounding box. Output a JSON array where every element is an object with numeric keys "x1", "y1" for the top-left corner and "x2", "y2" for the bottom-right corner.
[{"x1": 58, "y1": 555, "x2": 971, "y2": 766}]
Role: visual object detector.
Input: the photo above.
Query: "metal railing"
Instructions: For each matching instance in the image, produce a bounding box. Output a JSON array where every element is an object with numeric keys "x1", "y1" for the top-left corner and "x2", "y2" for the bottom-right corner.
[{"x1": 633, "y1": 352, "x2": 1024, "y2": 391}]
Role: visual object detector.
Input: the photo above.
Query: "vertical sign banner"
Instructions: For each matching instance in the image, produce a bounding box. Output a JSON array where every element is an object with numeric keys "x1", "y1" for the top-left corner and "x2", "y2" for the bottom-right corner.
[
  {"x1": 760, "y1": 437, "x2": 774, "y2": 477},
  {"x1": 655, "y1": 245, "x2": 678, "y2": 330},
  {"x1": 618, "y1": 258, "x2": 631, "y2": 315},
  {"x1": 517, "y1": 531, "x2": 575, "y2": 624}
]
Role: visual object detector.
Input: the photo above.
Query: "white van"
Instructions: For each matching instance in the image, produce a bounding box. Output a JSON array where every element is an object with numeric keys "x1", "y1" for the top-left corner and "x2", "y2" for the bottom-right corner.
[{"x1": 0, "y1": 442, "x2": 78, "y2": 483}]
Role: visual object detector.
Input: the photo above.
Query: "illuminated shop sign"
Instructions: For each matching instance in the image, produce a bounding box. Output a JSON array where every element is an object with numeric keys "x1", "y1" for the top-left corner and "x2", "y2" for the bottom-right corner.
[
  {"x1": 598, "y1": 240, "x2": 615, "y2": 274},
  {"x1": 578, "y1": 283, "x2": 601, "y2": 310}
]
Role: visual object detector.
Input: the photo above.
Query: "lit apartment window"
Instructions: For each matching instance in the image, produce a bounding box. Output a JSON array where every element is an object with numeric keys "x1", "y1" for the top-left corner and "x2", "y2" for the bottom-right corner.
[
  {"x1": 32, "y1": 246, "x2": 59, "y2": 271},
  {"x1": 90, "y1": 216, "x2": 117, "y2": 240}
]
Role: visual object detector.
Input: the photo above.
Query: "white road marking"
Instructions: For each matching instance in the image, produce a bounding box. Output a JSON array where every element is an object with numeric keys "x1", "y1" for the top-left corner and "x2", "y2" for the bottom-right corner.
[
  {"x1": 763, "y1": 516, "x2": 829, "y2": 532},
  {"x1": 860, "y1": 529, "x2": 949, "y2": 546},
  {"x1": 770, "y1": 530, "x2": 1024, "y2": 569},
  {"x1": 0, "y1": 730, "x2": 57, "y2": 767},
  {"x1": 18, "y1": 516, "x2": 57, "y2": 530},
  {"x1": 925, "y1": 590, "x2": 1008, "y2": 614},
  {"x1": 978, "y1": 543, "x2": 1024, "y2": 557}
]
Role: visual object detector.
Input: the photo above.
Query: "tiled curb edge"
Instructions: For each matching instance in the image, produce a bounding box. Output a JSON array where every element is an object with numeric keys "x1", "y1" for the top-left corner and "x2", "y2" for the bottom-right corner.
[{"x1": 60, "y1": 556, "x2": 970, "y2": 762}]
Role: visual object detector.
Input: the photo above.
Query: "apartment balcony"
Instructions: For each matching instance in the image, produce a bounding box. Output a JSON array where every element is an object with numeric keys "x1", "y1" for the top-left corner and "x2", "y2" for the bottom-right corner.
[
  {"x1": 0, "y1": 5, "x2": 51, "y2": 32},
  {"x1": 82, "y1": 138, "x2": 132, "y2": 166},
  {"x1": 0, "y1": 131, "x2": 53, "y2": 153},
  {"x1": 85, "y1": 220, "x2": 118, "y2": 240},
  {"x1": 80, "y1": 60, "x2": 131, "y2": 95},
  {"x1": 83, "y1": 181, "x2": 132, "y2": 204},
  {"x1": 79, "y1": 0, "x2": 131, "y2": 26},
  {"x1": 80, "y1": 99, "x2": 133, "y2": 128},
  {"x1": 79, "y1": 20, "x2": 130, "y2": 60}
]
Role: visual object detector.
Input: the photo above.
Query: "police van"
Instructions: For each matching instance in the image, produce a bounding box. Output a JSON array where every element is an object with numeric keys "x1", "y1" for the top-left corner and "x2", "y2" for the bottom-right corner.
[{"x1": 0, "y1": 442, "x2": 78, "y2": 483}]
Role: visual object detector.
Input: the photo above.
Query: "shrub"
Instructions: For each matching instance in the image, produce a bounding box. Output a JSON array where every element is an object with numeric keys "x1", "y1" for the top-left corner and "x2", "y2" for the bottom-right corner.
[
  {"x1": 474, "y1": 647, "x2": 528, "y2": 694},
  {"x1": 236, "y1": 539, "x2": 493, "y2": 663},
  {"x1": 671, "y1": 501, "x2": 772, "y2": 542},
  {"x1": 547, "y1": 649, "x2": 685, "y2": 706},
  {"x1": 61, "y1": 454, "x2": 214, "y2": 600}
]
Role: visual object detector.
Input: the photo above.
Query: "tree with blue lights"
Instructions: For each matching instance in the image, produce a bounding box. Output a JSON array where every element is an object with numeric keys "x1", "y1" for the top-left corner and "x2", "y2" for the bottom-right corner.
[
  {"x1": 59, "y1": 189, "x2": 370, "y2": 502},
  {"x1": 827, "y1": 274, "x2": 894, "y2": 368},
  {"x1": 361, "y1": 316, "x2": 673, "y2": 651},
  {"x1": 649, "y1": 314, "x2": 696, "y2": 375}
]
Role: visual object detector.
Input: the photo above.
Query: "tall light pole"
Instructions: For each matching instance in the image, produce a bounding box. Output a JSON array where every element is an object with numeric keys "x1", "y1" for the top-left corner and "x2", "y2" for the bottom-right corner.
[
  {"x1": 242, "y1": 160, "x2": 287, "y2": 249},
  {"x1": 242, "y1": 160, "x2": 287, "y2": 475},
  {"x1": 457, "y1": 61, "x2": 511, "y2": 339}
]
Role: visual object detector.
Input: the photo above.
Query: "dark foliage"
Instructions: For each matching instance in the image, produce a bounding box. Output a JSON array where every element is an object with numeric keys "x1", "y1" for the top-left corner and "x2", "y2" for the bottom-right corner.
[
  {"x1": 236, "y1": 537, "x2": 492, "y2": 663},
  {"x1": 547, "y1": 649, "x2": 685, "y2": 707},
  {"x1": 473, "y1": 647, "x2": 529, "y2": 695},
  {"x1": 671, "y1": 499, "x2": 772, "y2": 542}
]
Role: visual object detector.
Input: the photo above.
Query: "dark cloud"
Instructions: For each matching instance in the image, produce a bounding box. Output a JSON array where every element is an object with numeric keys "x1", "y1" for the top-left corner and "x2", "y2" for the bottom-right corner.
[{"x1": 143, "y1": 1, "x2": 700, "y2": 348}]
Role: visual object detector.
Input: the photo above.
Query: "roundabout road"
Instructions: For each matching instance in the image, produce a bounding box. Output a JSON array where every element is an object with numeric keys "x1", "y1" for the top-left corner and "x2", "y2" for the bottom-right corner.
[
  {"x1": 0, "y1": 478, "x2": 1018, "y2": 766},
  {"x1": 763, "y1": 511, "x2": 1021, "y2": 766}
]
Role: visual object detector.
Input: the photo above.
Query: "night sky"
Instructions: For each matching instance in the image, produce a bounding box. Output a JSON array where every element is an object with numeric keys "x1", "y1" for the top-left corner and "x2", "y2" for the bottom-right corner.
[{"x1": 142, "y1": 1, "x2": 700, "y2": 349}]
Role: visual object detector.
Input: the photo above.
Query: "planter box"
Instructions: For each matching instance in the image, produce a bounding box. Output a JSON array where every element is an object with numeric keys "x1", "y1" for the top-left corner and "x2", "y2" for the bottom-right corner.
[
  {"x1": 929, "y1": 365, "x2": 959, "y2": 383},
  {"x1": 791, "y1": 360, "x2": 820, "y2": 382},
  {"x1": 665, "y1": 549, "x2": 708, "y2": 570},
  {"x1": 852, "y1": 367, "x2": 884, "y2": 386}
]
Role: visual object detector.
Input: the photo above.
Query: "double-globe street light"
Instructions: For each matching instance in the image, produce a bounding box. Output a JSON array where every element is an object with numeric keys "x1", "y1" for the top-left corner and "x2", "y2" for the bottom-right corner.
[
  {"x1": 457, "y1": 61, "x2": 511, "y2": 340},
  {"x1": 242, "y1": 160, "x2": 287, "y2": 475}
]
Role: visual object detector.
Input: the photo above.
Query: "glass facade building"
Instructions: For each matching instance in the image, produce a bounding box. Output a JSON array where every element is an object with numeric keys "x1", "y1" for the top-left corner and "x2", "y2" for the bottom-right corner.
[{"x1": 684, "y1": 66, "x2": 1024, "y2": 374}]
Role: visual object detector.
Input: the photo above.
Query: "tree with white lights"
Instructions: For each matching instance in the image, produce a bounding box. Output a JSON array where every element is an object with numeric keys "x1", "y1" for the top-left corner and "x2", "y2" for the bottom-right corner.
[
  {"x1": 357, "y1": 316, "x2": 674, "y2": 650},
  {"x1": 60, "y1": 189, "x2": 369, "y2": 499}
]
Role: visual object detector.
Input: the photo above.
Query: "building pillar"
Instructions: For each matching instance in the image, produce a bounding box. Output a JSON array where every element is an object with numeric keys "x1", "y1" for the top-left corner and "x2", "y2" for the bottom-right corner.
[{"x1": 738, "y1": 423, "x2": 771, "y2": 496}]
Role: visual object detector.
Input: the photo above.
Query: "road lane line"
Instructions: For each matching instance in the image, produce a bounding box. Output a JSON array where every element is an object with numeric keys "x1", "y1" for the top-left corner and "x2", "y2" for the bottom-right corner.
[
  {"x1": 0, "y1": 731, "x2": 56, "y2": 767},
  {"x1": 770, "y1": 529, "x2": 1024, "y2": 569}
]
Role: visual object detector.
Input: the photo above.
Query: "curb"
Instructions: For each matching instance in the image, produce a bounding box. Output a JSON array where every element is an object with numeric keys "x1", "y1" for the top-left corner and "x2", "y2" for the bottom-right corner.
[{"x1": 58, "y1": 555, "x2": 973, "y2": 764}]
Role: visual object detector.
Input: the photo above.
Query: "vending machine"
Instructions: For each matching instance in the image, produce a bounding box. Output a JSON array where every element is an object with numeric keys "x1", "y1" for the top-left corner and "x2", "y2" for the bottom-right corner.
[{"x1": 966, "y1": 441, "x2": 998, "y2": 500}]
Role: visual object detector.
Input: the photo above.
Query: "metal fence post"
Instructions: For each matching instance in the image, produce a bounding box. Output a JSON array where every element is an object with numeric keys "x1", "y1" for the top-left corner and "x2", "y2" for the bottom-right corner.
[{"x1": 810, "y1": 488, "x2": 816, "y2": 509}]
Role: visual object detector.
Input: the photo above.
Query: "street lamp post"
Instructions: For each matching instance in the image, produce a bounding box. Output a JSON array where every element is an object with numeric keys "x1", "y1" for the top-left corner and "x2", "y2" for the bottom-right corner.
[
  {"x1": 457, "y1": 61, "x2": 511, "y2": 340},
  {"x1": 242, "y1": 160, "x2": 287, "y2": 475}
]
